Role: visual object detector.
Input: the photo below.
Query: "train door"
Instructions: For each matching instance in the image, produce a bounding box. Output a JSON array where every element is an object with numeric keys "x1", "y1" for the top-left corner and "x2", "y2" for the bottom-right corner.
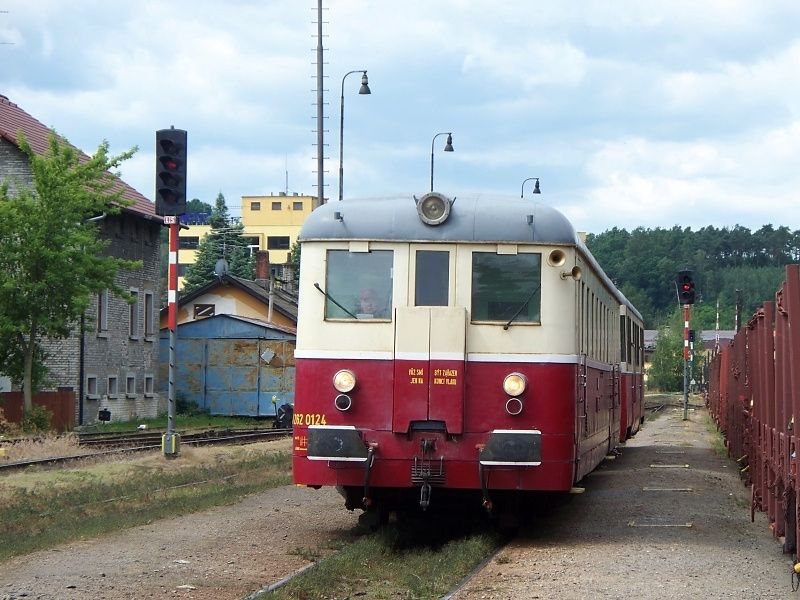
[
  {"x1": 577, "y1": 280, "x2": 589, "y2": 439},
  {"x1": 392, "y1": 247, "x2": 466, "y2": 434}
]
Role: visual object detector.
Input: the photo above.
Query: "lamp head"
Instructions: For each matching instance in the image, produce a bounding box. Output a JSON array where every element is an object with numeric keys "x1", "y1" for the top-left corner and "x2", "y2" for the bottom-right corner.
[
  {"x1": 359, "y1": 72, "x2": 371, "y2": 94},
  {"x1": 533, "y1": 178, "x2": 541, "y2": 194},
  {"x1": 444, "y1": 133, "x2": 454, "y2": 152}
]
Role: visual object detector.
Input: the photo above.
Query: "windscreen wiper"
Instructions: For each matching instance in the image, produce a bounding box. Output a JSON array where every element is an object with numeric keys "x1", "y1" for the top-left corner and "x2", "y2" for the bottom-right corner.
[
  {"x1": 503, "y1": 283, "x2": 541, "y2": 330},
  {"x1": 314, "y1": 282, "x2": 358, "y2": 319}
]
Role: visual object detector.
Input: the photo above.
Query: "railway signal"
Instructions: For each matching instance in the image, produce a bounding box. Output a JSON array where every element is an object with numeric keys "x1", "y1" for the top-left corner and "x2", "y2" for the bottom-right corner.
[
  {"x1": 676, "y1": 270, "x2": 696, "y2": 305},
  {"x1": 155, "y1": 127, "x2": 187, "y2": 216}
]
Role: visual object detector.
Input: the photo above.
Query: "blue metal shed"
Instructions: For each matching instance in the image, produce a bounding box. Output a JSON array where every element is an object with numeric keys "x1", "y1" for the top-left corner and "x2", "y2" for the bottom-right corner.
[{"x1": 158, "y1": 314, "x2": 296, "y2": 417}]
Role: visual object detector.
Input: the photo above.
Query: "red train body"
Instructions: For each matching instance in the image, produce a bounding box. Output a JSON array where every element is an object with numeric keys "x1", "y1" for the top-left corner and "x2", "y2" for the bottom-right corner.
[
  {"x1": 292, "y1": 192, "x2": 644, "y2": 514},
  {"x1": 707, "y1": 264, "x2": 800, "y2": 557}
]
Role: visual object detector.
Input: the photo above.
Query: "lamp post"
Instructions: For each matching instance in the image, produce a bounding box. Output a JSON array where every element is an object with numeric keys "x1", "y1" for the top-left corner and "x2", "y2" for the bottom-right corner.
[
  {"x1": 520, "y1": 177, "x2": 541, "y2": 197},
  {"x1": 430, "y1": 132, "x2": 454, "y2": 192},
  {"x1": 338, "y1": 70, "x2": 371, "y2": 202}
]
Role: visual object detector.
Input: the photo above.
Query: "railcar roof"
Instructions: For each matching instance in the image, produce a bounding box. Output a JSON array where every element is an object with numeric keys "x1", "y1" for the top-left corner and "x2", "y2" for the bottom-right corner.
[{"x1": 299, "y1": 194, "x2": 579, "y2": 245}]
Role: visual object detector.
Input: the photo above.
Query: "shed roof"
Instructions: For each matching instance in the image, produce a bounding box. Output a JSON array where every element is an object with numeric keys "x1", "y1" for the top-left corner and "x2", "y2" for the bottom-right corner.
[
  {"x1": 170, "y1": 274, "x2": 298, "y2": 324},
  {"x1": 159, "y1": 313, "x2": 296, "y2": 340},
  {"x1": 0, "y1": 94, "x2": 157, "y2": 221}
]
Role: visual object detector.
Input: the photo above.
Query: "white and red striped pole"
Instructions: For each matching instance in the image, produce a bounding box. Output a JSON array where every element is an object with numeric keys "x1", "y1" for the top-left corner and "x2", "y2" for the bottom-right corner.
[
  {"x1": 683, "y1": 303, "x2": 690, "y2": 420},
  {"x1": 163, "y1": 216, "x2": 181, "y2": 456}
]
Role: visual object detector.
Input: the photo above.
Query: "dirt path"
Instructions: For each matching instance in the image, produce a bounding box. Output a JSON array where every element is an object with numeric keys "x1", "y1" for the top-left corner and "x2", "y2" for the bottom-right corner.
[
  {"x1": 0, "y1": 469, "x2": 358, "y2": 599},
  {"x1": 453, "y1": 405, "x2": 794, "y2": 599},
  {"x1": 2, "y1": 406, "x2": 796, "y2": 600}
]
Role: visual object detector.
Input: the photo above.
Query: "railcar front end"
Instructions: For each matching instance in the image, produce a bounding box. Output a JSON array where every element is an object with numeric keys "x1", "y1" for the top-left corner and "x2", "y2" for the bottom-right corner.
[{"x1": 292, "y1": 193, "x2": 641, "y2": 514}]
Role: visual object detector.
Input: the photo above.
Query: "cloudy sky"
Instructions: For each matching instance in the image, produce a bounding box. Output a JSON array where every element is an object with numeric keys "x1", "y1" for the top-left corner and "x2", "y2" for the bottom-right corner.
[{"x1": 2, "y1": 1, "x2": 799, "y2": 234}]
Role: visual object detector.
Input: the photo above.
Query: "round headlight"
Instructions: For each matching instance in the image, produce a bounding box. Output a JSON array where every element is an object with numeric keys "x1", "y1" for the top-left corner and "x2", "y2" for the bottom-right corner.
[
  {"x1": 505, "y1": 397, "x2": 524, "y2": 416},
  {"x1": 335, "y1": 394, "x2": 353, "y2": 412},
  {"x1": 416, "y1": 192, "x2": 452, "y2": 225},
  {"x1": 333, "y1": 369, "x2": 356, "y2": 393},
  {"x1": 503, "y1": 372, "x2": 527, "y2": 397}
]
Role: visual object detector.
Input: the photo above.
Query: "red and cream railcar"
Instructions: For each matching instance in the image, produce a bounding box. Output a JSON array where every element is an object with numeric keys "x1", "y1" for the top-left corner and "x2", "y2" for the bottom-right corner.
[{"x1": 292, "y1": 192, "x2": 643, "y2": 513}]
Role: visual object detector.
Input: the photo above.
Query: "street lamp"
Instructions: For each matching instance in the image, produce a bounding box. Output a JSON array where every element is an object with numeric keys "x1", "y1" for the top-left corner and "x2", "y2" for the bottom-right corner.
[
  {"x1": 520, "y1": 177, "x2": 541, "y2": 197},
  {"x1": 338, "y1": 70, "x2": 371, "y2": 202},
  {"x1": 430, "y1": 132, "x2": 454, "y2": 192}
]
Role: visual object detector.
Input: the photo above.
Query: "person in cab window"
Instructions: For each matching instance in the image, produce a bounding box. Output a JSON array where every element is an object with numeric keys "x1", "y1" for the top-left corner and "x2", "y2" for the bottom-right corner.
[{"x1": 356, "y1": 288, "x2": 388, "y2": 319}]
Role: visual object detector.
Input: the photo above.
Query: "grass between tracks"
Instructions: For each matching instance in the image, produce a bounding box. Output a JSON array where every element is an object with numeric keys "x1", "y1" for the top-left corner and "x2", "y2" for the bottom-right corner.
[
  {"x1": 268, "y1": 523, "x2": 503, "y2": 600},
  {"x1": 0, "y1": 445, "x2": 292, "y2": 561}
]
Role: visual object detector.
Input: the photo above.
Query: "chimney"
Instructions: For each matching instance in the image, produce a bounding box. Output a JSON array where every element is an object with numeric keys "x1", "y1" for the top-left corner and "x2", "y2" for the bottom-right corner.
[{"x1": 255, "y1": 251, "x2": 270, "y2": 288}]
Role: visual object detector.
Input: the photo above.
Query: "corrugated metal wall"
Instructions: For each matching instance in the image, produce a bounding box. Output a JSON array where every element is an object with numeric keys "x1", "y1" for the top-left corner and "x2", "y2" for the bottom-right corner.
[{"x1": 159, "y1": 316, "x2": 296, "y2": 417}]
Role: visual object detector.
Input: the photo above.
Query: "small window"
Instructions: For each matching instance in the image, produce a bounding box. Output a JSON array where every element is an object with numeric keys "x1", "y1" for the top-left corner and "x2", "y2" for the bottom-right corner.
[
  {"x1": 97, "y1": 289, "x2": 109, "y2": 334},
  {"x1": 129, "y1": 289, "x2": 140, "y2": 338},
  {"x1": 415, "y1": 250, "x2": 449, "y2": 306},
  {"x1": 144, "y1": 292, "x2": 155, "y2": 337},
  {"x1": 177, "y1": 263, "x2": 189, "y2": 277},
  {"x1": 271, "y1": 201, "x2": 282, "y2": 210},
  {"x1": 251, "y1": 201, "x2": 261, "y2": 211},
  {"x1": 267, "y1": 236, "x2": 291, "y2": 250},
  {"x1": 179, "y1": 236, "x2": 200, "y2": 250},
  {"x1": 86, "y1": 376, "x2": 99, "y2": 399},
  {"x1": 292, "y1": 201, "x2": 303, "y2": 210},
  {"x1": 194, "y1": 303, "x2": 215, "y2": 319},
  {"x1": 242, "y1": 236, "x2": 260, "y2": 248},
  {"x1": 126, "y1": 375, "x2": 136, "y2": 398},
  {"x1": 144, "y1": 375, "x2": 154, "y2": 397},
  {"x1": 471, "y1": 252, "x2": 541, "y2": 323},
  {"x1": 325, "y1": 250, "x2": 393, "y2": 320},
  {"x1": 108, "y1": 376, "x2": 119, "y2": 398}
]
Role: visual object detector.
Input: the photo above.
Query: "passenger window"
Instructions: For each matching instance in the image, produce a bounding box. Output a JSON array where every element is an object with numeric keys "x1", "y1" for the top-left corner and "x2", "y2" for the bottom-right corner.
[
  {"x1": 415, "y1": 250, "x2": 449, "y2": 306},
  {"x1": 325, "y1": 250, "x2": 393, "y2": 320},
  {"x1": 471, "y1": 252, "x2": 541, "y2": 323}
]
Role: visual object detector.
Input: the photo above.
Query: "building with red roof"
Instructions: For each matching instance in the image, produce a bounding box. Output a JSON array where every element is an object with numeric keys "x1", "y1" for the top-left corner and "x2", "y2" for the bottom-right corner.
[{"x1": 0, "y1": 94, "x2": 163, "y2": 425}]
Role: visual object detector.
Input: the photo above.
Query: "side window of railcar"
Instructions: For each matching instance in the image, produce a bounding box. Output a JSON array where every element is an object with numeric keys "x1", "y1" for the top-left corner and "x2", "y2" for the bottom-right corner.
[
  {"x1": 415, "y1": 250, "x2": 449, "y2": 306},
  {"x1": 325, "y1": 250, "x2": 393, "y2": 320},
  {"x1": 471, "y1": 252, "x2": 541, "y2": 323}
]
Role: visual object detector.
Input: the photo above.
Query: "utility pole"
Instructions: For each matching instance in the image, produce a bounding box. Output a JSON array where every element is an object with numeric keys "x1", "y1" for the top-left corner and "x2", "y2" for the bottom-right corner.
[{"x1": 314, "y1": 0, "x2": 326, "y2": 208}]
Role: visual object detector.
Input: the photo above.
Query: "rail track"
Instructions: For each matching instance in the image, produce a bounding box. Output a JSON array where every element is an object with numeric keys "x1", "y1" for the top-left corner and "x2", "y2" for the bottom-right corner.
[{"x1": 0, "y1": 428, "x2": 291, "y2": 473}]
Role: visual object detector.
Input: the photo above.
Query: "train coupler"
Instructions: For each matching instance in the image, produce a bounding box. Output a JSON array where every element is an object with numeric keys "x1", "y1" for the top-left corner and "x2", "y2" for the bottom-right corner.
[
  {"x1": 361, "y1": 444, "x2": 377, "y2": 508},
  {"x1": 477, "y1": 451, "x2": 493, "y2": 513},
  {"x1": 420, "y1": 482, "x2": 432, "y2": 510}
]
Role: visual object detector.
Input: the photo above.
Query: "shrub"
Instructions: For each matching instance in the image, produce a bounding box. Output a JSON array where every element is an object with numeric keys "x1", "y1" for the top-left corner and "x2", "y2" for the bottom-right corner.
[
  {"x1": 176, "y1": 394, "x2": 208, "y2": 417},
  {"x1": 0, "y1": 406, "x2": 21, "y2": 436},
  {"x1": 22, "y1": 405, "x2": 53, "y2": 433}
]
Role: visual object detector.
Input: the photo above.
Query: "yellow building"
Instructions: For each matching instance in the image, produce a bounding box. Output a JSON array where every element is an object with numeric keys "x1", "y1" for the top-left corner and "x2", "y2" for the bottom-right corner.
[{"x1": 177, "y1": 192, "x2": 315, "y2": 289}]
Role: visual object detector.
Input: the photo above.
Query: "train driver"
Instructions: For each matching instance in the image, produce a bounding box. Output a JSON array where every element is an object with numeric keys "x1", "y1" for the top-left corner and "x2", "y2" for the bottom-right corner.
[{"x1": 356, "y1": 287, "x2": 389, "y2": 319}]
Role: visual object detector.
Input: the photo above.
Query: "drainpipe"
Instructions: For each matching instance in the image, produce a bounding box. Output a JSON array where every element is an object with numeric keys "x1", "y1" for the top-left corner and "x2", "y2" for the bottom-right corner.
[
  {"x1": 268, "y1": 277, "x2": 274, "y2": 323},
  {"x1": 78, "y1": 312, "x2": 85, "y2": 425},
  {"x1": 78, "y1": 212, "x2": 106, "y2": 426}
]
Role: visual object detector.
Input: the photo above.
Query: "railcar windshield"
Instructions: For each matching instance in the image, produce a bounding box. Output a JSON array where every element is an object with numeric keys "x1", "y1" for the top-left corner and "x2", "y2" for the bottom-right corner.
[
  {"x1": 325, "y1": 250, "x2": 393, "y2": 320},
  {"x1": 471, "y1": 252, "x2": 541, "y2": 324}
]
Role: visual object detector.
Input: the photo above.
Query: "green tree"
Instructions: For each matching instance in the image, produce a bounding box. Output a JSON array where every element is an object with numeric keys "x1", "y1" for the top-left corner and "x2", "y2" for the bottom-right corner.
[
  {"x1": 185, "y1": 198, "x2": 213, "y2": 214},
  {"x1": 181, "y1": 193, "x2": 254, "y2": 293},
  {"x1": 0, "y1": 133, "x2": 141, "y2": 415},
  {"x1": 647, "y1": 307, "x2": 704, "y2": 392},
  {"x1": 288, "y1": 239, "x2": 301, "y2": 289}
]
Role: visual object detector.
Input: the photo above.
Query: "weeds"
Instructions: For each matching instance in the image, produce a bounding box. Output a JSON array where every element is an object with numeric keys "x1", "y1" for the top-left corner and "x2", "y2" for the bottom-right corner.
[
  {"x1": 268, "y1": 520, "x2": 502, "y2": 600},
  {"x1": 77, "y1": 413, "x2": 268, "y2": 434},
  {"x1": 703, "y1": 412, "x2": 727, "y2": 457},
  {"x1": 0, "y1": 450, "x2": 292, "y2": 560},
  {"x1": 2, "y1": 432, "x2": 87, "y2": 462}
]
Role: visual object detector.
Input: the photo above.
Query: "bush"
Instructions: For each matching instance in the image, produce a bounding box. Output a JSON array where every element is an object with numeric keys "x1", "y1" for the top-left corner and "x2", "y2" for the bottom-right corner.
[
  {"x1": 22, "y1": 405, "x2": 52, "y2": 433},
  {"x1": 176, "y1": 394, "x2": 208, "y2": 417},
  {"x1": 0, "y1": 406, "x2": 21, "y2": 436}
]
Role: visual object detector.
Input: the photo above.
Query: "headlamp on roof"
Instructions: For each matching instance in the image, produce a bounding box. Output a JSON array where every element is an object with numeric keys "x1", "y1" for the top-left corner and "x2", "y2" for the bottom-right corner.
[{"x1": 415, "y1": 192, "x2": 453, "y2": 226}]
